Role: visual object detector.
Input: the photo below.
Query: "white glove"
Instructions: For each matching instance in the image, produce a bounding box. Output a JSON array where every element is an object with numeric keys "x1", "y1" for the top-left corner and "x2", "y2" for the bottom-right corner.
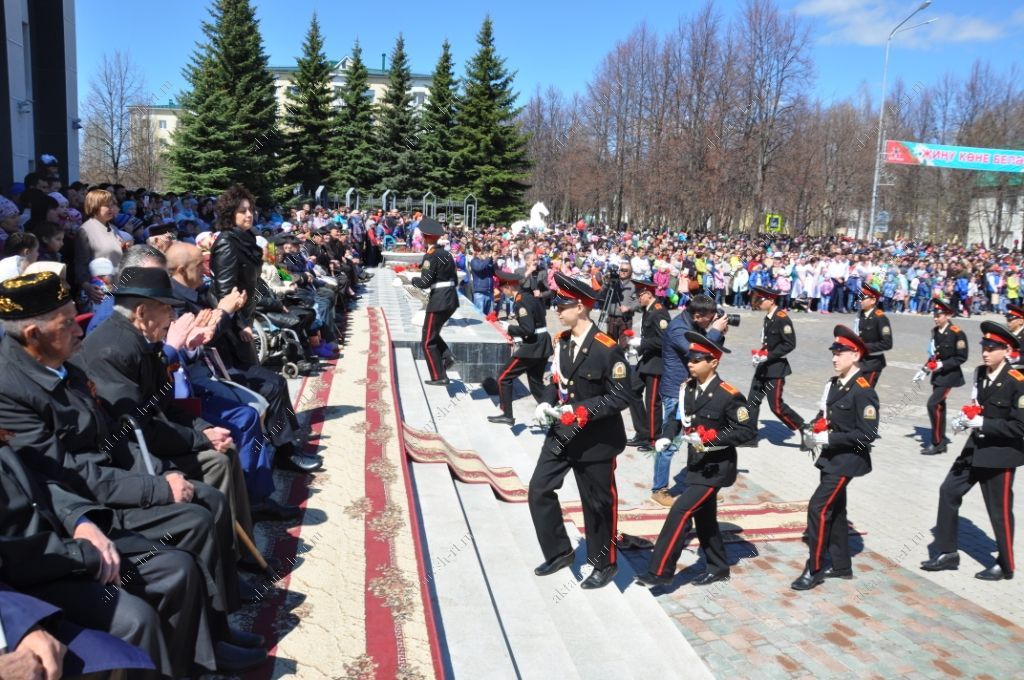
[
  {"x1": 500, "y1": 321, "x2": 510, "y2": 331},
  {"x1": 751, "y1": 354, "x2": 765, "y2": 367},
  {"x1": 912, "y1": 369, "x2": 927, "y2": 383},
  {"x1": 965, "y1": 415, "x2": 984, "y2": 429},
  {"x1": 654, "y1": 438, "x2": 672, "y2": 452},
  {"x1": 391, "y1": 277, "x2": 404, "y2": 288},
  {"x1": 933, "y1": 360, "x2": 943, "y2": 370},
  {"x1": 533, "y1": 403, "x2": 558, "y2": 426},
  {"x1": 682, "y1": 432, "x2": 703, "y2": 447},
  {"x1": 628, "y1": 337, "x2": 641, "y2": 348},
  {"x1": 813, "y1": 431, "x2": 830, "y2": 446}
]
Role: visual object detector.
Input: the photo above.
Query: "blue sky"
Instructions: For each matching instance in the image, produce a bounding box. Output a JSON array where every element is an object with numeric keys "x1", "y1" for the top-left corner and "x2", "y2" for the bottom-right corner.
[{"x1": 76, "y1": 0, "x2": 1024, "y2": 109}]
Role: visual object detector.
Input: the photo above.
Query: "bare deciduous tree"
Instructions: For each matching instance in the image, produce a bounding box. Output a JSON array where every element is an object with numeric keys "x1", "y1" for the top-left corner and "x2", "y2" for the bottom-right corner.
[{"x1": 80, "y1": 52, "x2": 144, "y2": 184}]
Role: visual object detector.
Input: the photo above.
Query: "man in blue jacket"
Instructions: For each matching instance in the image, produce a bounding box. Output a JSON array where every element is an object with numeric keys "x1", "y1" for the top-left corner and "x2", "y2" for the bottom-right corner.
[
  {"x1": 651, "y1": 295, "x2": 728, "y2": 506},
  {"x1": 469, "y1": 245, "x2": 496, "y2": 314}
]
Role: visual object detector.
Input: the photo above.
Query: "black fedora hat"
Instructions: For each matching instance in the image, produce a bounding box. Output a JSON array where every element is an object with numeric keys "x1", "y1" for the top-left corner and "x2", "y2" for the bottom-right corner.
[{"x1": 114, "y1": 267, "x2": 184, "y2": 307}]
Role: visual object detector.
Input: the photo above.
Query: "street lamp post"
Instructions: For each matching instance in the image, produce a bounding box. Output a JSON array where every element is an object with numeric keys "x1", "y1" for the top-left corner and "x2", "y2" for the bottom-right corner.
[{"x1": 867, "y1": 1, "x2": 935, "y2": 239}]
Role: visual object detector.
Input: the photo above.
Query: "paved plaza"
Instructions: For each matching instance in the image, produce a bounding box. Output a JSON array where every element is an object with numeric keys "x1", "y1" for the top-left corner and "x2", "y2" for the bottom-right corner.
[{"x1": 601, "y1": 305, "x2": 1024, "y2": 678}]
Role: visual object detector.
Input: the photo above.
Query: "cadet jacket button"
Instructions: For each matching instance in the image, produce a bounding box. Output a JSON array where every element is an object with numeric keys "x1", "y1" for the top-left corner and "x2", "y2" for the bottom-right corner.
[
  {"x1": 569, "y1": 380, "x2": 574, "y2": 386},
  {"x1": 570, "y1": 393, "x2": 575, "y2": 398}
]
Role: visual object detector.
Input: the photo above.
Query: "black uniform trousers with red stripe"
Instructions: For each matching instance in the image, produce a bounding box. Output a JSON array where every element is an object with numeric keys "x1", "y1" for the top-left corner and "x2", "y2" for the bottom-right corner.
[
  {"x1": 927, "y1": 386, "x2": 952, "y2": 445},
  {"x1": 529, "y1": 451, "x2": 618, "y2": 570},
  {"x1": 805, "y1": 472, "x2": 852, "y2": 573},
  {"x1": 648, "y1": 483, "x2": 727, "y2": 578},
  {"x1": 497, "y1": 357, "x2": 547, "y2": 417},
  {"x1": 747, "y1": 375, "x2": 805, "y2": 431},
  {"x1": 421, "y1": 308, "x2": 456, "y2": 380},
  {"x1": 628, "y1": 373, "x2": 662, "y2": 442},
  {"x1": 936, "y1": 464, "x2": 1015, "y2": 573}
]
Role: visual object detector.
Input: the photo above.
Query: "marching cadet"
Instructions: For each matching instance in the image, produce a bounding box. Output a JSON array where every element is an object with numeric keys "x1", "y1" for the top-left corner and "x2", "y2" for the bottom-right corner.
[
  {"x1": 920, "y1": 299, "x2": 969, "y2": 456},
  {"x1": 410, "y1": 217, "x2": 459, "y2": 386},
  {"x1": 625, "y1": 279, "x2": 671, "y2": 452},
  {"x1": 488, "y1": 270, "x2": 553, "y2": 426},
  {"x1": 855, "y1": 282, "x2": 893, "y2": 387},
  {"x1": 792, "y1": 325, "x2": 879, "y2": 591},
  {"x1": 744, "y1": 286, "x2": 806, "y2": 447},
  {"x1": 635, "y1": 332, "x2": 754, "y2": 588},
  {"x1": 1005, "y1": 303, "x2": 1024, "y2": 370},
  {"x1": 528, "y1": 272, "x2": 631, "y2": 590},
  {"x1": 921, "y1": 321, "x2": 1022, "y2": 581}
]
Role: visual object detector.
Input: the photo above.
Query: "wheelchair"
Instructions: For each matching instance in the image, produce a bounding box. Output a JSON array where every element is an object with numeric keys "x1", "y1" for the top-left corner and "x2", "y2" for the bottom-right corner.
[{"x1": 252, "y1": 310, "x2": 312, "y2": 378}]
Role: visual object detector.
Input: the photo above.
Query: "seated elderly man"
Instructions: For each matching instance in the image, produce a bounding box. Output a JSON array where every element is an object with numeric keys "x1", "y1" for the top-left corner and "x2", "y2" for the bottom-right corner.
[
  {"x1": 0, "y1": 272, "x2": 266, "y2": 673},
  {"x1": 72, "y1": 268, "x2": 256, "y2": 556},
  {"x1": 166, "y1": 241, "x2": 305, "y2": 520}
]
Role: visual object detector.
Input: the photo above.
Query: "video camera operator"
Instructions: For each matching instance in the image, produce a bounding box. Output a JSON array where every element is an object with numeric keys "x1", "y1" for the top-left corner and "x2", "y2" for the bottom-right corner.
[
  {"x1": 648, "y1": 294, "x2": 732, "y2": 506},
  {"x1": 604, "y1": 263, "x2": 638, "y2": 341}
]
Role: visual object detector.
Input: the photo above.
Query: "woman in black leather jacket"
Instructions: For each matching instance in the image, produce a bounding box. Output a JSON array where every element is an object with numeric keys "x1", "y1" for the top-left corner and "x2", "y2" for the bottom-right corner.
[{"x1": 210, "y1": 184, "x2": 262, "y2": 365}]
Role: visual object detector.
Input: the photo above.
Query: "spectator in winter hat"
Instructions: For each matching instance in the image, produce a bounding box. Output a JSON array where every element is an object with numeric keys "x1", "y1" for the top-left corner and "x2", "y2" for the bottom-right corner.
[{"x1": 0, "y1": 195, "x2": 19, "y2": 244}]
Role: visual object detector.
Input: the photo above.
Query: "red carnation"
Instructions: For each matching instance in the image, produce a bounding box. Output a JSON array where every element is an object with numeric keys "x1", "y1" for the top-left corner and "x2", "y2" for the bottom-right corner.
[
  {"x1": 394, "y1": 265, "x2": 406, "y2": 273},
  {"x1": 623, "y1": 329, "x2": 635, "y2": 337},
  {"x1": 696, "y1": 425, "x2": 718, "y2": 444},
  {"x1": 560, "y1": 411, "x2": 576, "y2": 426},
  {"x1": 926, "y1": 359, "x2": 938, "y2": 371},
  {"x1": 961, "y1": 404, "x2": 983, "y2": 419},
  {"x1": 574, "y1": 406, "x2": 590, "y2": 428},
  {"x1": 812, "y1": 417, "x2": 829, "y2": 433},
  {"x1": 486, "y1": 311, "x2": 498, "y2": 322}
]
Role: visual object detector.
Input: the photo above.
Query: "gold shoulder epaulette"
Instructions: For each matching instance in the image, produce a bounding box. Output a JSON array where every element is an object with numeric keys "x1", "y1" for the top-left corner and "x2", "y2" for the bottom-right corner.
[
  {"x1": 1009, "y1": 369, "x2": 1024, "y2": 382},
  {"x1": 777, "y1": 310, "x2": 788, "y2": 318},
  {"x1": 594, "y1": 332, "x2": 616, "y2": 348},
  {"x1": 875, "y1": 309, "x2": 884, "y2": 317},
  {"x1": 856, "y1": 376, "x2": 870, "y2": 388},
  {"x1": 950, "y1": 325, "x2": 961, "y2": 333},
  {"x1": 720, "y1": 382, "x2": 739, "y2": 395}
]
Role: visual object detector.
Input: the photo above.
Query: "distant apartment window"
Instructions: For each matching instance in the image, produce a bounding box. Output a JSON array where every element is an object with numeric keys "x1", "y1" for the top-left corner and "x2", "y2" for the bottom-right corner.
[
  {"x1": 288, "y1": 86, "x2": 300, "y2": 97},
  {"x1": 363, "y1": 89, "x2": 375, "y2": 101},
  {"x1": 159, "y1": 120, "x2": 167, "y2": 129}
]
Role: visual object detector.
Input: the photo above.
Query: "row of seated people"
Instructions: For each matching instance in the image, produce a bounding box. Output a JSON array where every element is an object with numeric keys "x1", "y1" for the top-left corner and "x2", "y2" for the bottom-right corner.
[{"x1": 0, "y1": 243, "x2": 343, "y2": 677}]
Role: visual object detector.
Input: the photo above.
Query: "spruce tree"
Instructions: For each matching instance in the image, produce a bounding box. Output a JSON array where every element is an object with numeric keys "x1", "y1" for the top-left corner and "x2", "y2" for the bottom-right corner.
[
  {"x1": 281, "y1": 12, "x2": 338, "y2": 197},
  {"x1": 450, "y1": 17, "x2": 530, "y2": 225},
  {"x1": 212, "y1": 0, "x2": 280, "y2": 203},
  {"x1": 419, "y1": 40, "x2": 458, "y2": 197},
  {"x1": 168, "y1": 0, "x2": 279, "y2": 202},
  {"x1": 168, "y1": 53, "x2": 244, "y2": 196},
  {"x1": 332, "y1": 41, "x2": 378, "y2": 194},
  {"x1": 375, "y1": 34, "x2": 422, "y2": 197}
]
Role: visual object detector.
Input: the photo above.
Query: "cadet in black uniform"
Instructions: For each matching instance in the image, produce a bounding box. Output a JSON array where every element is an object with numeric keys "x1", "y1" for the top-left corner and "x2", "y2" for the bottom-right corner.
[
  {"x1": 410, "y1": 217, "x2": 459, "y2": 385},
  {"x1": 1005, "y1": 303, "x2": 1024, "y2": 371},
  {"x1": 921, "y1": 321, "x2": 1022, "y2": 581},
  {"x1": 792, "y1": 325, "x2": 879, "y2": 591},
  {"x1": 745, "y1": 286, "x2": 806, "y2": 446},
  {"x1": 855, "y1": 282, "x2": 893, "y2": 387},
  {"x1": 921, "y1": 299, "x2": 969, "y2": 456},
  {"x1": 635, "y1": 332, "x2": 754, "y2": 588},
  {"x1": 488, "y1": 270, "x2": 553, "y2": 426},
  {"x1": 528, "y1": 273, "x2": 631, "y2": 590},
  {"x1": 626, "y1": 279, "x2": 670, "y2": 451}
]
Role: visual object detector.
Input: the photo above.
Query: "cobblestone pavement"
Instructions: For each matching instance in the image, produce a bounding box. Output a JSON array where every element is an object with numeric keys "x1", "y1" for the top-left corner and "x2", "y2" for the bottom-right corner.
[{"x1": 538, "y1": 304, "x2": 1024, "y2": 678}]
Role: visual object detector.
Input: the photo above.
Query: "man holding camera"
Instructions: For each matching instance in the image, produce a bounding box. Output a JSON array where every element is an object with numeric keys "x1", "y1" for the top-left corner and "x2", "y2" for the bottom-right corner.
[
  {"x1": 650, "y1": 295, "x2": 729, "y2": 506},
  {"x1": 603, "y1": 264, "x2": 637, "y2": 341},
  {"x1": 626, "y1": 280, "x2": 671, "y2": 452}
]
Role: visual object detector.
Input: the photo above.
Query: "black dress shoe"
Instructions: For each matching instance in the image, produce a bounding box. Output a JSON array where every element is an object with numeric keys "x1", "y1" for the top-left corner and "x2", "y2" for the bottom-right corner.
[
  {"x1": 791, "y1": 567, "x2": 825, "y2": 591},
  {"x1": 277, "y1": 453, "x2": 323, "y2": 473},
  {"x1": 975, "y1": 564, "x2": 1013, "y2": 581},
  {"x1": 581, "y1": 564, "x2": 618, "y2": 589},
  {"x1": 634, "y1": 571, "x2": 673, "y2": 588},
  {"x1": 226, "y1": 626, "x2": 265, "y2": 648},
  {"x1": 424, "y1": 378, "x2": 450, "y2": 386},
  {"x1": 693, "y1": 570, "x2": 730, "y2": 586},
  {"x1": 214, "y1": 641, "x2": 267, "y2": 673},
  {"x1": 637, "y1": 443, "x2": 654, "y2": 453},
  {"x1": 534, "y1": 549, "x2": 575, "y2": 576},
  {"x1": 735, "y1": 439, "x2": 759, "y2": 448},
  {"x1": 625, "y1": 436, "x2": 647, "y2": 447},
  {"x1": 920, "y1": 552, "x2": 959, "y2": 571},
  {"x1": 921, "y1": 440, "x2": 949, "y2": 456},
  {"x1": 252, "y1": 498, "x2": 303, "y2": 522},
  {"x1": 822, "y1": 566, "x2": 853, "y2": 580},
  {"x1": 487, "y1": 414, "x2": 515, "y2": 426}
]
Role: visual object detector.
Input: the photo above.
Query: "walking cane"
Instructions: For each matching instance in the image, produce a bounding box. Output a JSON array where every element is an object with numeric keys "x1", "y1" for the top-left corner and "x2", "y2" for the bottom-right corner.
[{"x1": 121, "y1": 415, "x2": 277, "y2": 580}]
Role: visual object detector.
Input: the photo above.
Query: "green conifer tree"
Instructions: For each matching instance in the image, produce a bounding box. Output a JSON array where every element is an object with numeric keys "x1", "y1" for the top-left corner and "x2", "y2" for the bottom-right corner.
[
  {"x1": 375, "y1": 34, "x2": 422, "y2": 197},
  {"x1": 332, "y1": 41, "x2": 378, "y2": 194},
  {"x1": 419, "y1": 40, "x2": 458, "y2": 196},
  {"x1": 450, "y1": 17, "x2": 531, "y2": 225}
]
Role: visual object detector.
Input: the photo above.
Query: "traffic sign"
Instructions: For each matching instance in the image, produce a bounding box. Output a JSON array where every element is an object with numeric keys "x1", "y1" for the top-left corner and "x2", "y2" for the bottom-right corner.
[
  {"x1": 877, "y1": 210, "x2": 890, "y2": 225},
  {"x1": 765, "y1": 213, "x2": 782, "y2": 232}
]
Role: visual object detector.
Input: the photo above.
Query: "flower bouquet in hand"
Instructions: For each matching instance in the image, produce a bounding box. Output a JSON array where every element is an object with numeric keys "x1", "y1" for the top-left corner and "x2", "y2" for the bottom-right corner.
[
  {"x1": 683, "y1": 424, "x2": 718, "y2": 454},
  {"x1": 952, "y1": 404, "x2": 983, "y2": 434}
]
